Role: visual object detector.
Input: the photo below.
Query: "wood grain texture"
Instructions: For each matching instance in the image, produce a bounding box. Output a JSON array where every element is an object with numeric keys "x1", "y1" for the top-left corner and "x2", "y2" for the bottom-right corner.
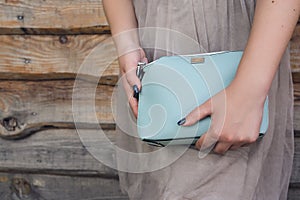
[
  {"x1": 293, "y1": 72, "x2": 300, "y2": 106},
  {"x1": 0, "y1": 79, "x2": 116, "y2": 139},
  {"x1": 0, "y1": 79, "x2": 298, "y2": 139},
  {"x1": 0, "y1": 129, "x2": 118, "y2": 177},
  {"x1": 288, "y1": 185, "x2": 300, "y2": 200},
  {"x1": 0, "y1": 128, "x2": 300, "y2": 183},
  {"x1": 0, "y1": 26, "x2": 111, "y2": 35},
  {"x1": 295, "y1": 106, "x2": 300, "y2": 133},
  {"x1": 293, "y1": 72, "x2": 300, "y2": 132},
  {"x1": 291, "y1": 23, "x2": 300, "y2": 72},
  {"x1": 0, "y1": 172, "x2": 128, "y2": 200},
  {"x1": 0, "y1": 0, "x2": 108, "y2": 29},
  {"x1": 0, "y1": 128, "x2": 299, "y2": 187},
  {"x1": 0, "y1": 35, "x2": 119, "y2": 81},
  {"x1": 290, "y1": 137, "x2": 300, "y2": 184}
]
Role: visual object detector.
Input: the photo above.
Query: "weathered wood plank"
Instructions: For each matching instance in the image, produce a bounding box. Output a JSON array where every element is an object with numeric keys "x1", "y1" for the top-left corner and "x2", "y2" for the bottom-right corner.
[
  {"x1": 0, "y1": 26, "x2": 111, "y2": 35},
  {"x1": 0, "y1": 172, "x2": 128, "y2": 200},
  {"x1": 0, "y1": 79, "x2": 116, "y2": 139},
  {"x1": 294, "y1": 86, "x2": 300, "y2": 107},
  {"x1": 0, "y1": 35, "x2": 119, "y2": 81},
  {"x1": 291, "y1": 137, "x2": 300, "y2": 184},
  {"x1": 0, "y1": 128, "x2": 300, "y2": 184},
  {"x1": 294, "y1": 106, "x2": 300, "y2": 133},
  {"x1": 291, "y1": 23, "x2": 300, "y2": 72},
  {"x1": 0, "y1": 78, "x2": 298, "y2": 139},
  {"x1": 293, "y1": 72, "x2": 300, "y2": 132},
  {"x1": 0, "y1": 0, "x2": 108, "y2": 29},
  {"x1": 0, "y1": 78, "x2": 299, "y2": 139},
  {"x1": 288, "y1": 185, "x2": 300, "y2": 200},
  {"x1": 0, "y1": 129, "x2": 118, "y2": 176},
  {"x1": 293, "y1": 72, "x2": 300, "y2": 106},
  {"x1": 0, "y1": 172, "x2": 296, "y2": 200}
]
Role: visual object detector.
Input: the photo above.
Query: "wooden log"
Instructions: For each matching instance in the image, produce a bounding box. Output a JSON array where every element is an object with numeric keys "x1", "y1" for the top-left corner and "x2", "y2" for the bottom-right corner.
[
  {"x1": 0, "y1": 172, "x2": 128, "y2": 200},
  {"x1": 0, "y1": 129, "x2": 118, "y2": 176},
  {"x1": 0, "y1": 35, "x2": 119, "y2": 81},
  {"x1": 0, "y1": 0, "x2": 108, "y2": 29},
  {"x1": 0, "y1": 79, "x2": 116, "y2": 139}
]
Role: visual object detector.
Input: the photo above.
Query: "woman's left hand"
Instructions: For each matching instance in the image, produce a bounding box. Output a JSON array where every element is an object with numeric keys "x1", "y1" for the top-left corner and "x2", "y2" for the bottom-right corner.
[{"x1": 179, "y1": 82, "x2": 267, "y2": 154}]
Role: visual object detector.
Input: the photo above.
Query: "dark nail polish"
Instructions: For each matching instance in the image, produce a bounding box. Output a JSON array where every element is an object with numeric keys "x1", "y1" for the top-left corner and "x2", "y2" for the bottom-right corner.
[
  {"x1": 133, "y1": 85, "x2": 139, "y2": 100},
  {"x1": 177, "y1": 118, "x2": 186, "y2": 126}
]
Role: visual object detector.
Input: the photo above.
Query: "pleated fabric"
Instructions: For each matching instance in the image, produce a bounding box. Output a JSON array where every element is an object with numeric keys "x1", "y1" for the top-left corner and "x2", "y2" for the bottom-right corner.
[{"x1": 116, "y1": 1, "x2": 294, "y2": 199}]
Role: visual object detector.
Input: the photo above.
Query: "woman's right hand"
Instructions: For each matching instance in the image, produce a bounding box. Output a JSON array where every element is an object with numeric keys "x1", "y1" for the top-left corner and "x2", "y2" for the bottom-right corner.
[{"x1": 118, "y1": 48, "x2": 148, "y2": 117}]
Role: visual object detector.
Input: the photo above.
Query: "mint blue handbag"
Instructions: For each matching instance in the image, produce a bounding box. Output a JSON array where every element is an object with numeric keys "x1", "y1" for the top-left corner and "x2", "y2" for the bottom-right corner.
[{"x1": 137, "y1": 51, "x2": 269, "y2": 146}]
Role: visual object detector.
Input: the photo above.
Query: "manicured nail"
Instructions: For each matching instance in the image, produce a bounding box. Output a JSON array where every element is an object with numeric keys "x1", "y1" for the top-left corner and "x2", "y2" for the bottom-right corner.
[
  {"x1": 177, "y1": 118, "x2": 186, "y2": 126},
  {"x1": 133, "y1": 85, "x2": 139, "y2": 100}
]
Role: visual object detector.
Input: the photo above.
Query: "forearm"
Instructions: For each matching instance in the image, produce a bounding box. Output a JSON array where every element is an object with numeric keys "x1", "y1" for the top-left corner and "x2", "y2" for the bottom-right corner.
[
  {"x1": 103, "y1": 0, "x2": 140, "y2": 55},
  {"x1": 233, "y1": 0, "x2": 299, "y2": 101},
  {"x1": 103, "y1": 0, "x2": 137, "y2": 35}
]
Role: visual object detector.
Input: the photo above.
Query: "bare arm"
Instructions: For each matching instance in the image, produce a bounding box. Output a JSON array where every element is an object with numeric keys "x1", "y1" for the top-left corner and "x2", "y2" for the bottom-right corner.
[
  {"x1": 183, "y1": 0, "x2": 300, "y2": 154},
  {"x1": 103, "y1": 0, "x2": 147, "y2": 117},
  {"x1": 233, "y1": 0, "x2": 300, "y2": 102},
  {"x1": 103, "y1": 0, "x2": 137, "y2": 35}
]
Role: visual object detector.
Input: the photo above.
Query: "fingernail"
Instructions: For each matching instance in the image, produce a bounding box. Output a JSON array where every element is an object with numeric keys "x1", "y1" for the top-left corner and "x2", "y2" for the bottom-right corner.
[
  {"x1": 177, "y1": 118, "x2": 186, "y2": 126},
  {"x1": 133, "y1": 85, "x2": 139, "y2": 99}
]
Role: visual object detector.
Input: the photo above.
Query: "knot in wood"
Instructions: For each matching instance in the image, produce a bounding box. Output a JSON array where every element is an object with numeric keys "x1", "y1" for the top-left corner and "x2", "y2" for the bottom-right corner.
[
  {"x1": 59, "y1": 35, "x2": 68, "y2": 44},
  {"x1": 11, "y1": 177, "x2": 32, "y2": 197},
  {"x1": 2, "y1": 117, "x2": 19, "y2": 131},
  {"x1": 17, "y1": 15, "x2": 24, "y2": 20},
  {"x1": 24, "y1": 58, "x2": 31, "y2": 64}
]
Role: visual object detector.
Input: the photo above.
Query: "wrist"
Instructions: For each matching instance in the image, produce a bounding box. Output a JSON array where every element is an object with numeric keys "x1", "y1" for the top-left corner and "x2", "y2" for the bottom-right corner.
[
  {"x1": 230, "y1": 76, "x2": 269, "y2": 106},
  {"x1": 112, "y1": 29, "x2": 141, "y2": 57}
]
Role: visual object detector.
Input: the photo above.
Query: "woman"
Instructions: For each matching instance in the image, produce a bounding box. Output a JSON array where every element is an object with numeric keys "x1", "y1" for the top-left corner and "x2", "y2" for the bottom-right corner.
[{"x1": 103, "y1": 0, "x2": 299, "y2": 199}]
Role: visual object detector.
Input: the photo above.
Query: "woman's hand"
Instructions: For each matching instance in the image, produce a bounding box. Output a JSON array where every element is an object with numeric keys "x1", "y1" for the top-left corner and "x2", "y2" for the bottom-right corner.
[
  {"x1": 119, "y1": 48, "x2": 148, "y2": 117},
  {"x1": 103, "y1": 0, "x2": 146, "y2": 117},
  {"x1": 177, "y1": 0, "x2": 298, "y2": 155},
  {"x1": 179, "y1": 81, "x2": 266, "y2": 154}
]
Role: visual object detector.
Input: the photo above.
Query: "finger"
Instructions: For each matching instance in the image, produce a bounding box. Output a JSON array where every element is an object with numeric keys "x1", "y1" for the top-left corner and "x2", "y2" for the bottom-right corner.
[
  {"x1": 120, "y1": 73, "x2": 139, "y2": 118},
  {"x1": 230, "y1": 145, "x2": 241, "y2": 150},
  {"x1": 128, "y1": 95, "x2": 138, "y2": 117},
  {"x1": 196, "y1": 132, "x2": 218, "y2": 150},
  {"x1": 138, "y1": 48, "x2": 148, "y2": 63},
  {"x1": 228, "y1": 141, "x2": 249, "y2": 150},
  {"x1": 141, "y1": 56, "x2": 148, "y2": 64},
  {"x1": 195, "y1": 133, "x2": 217, "y2": 159},
  {"x1": 195, "y1": 132, "x2": 218, "y2": 157},
  {"x1": 195, "y1": 133, "x2": 206, "y2": 150},
  {"x1": 179, "y1": 100, "x2": 212, "y2": 126},
  {"x1": 213, "y1": 142, "x2": 232, "y2": 154},
  {"x1": 125, "y1": 67, "x2": 141, "y2": 90}
]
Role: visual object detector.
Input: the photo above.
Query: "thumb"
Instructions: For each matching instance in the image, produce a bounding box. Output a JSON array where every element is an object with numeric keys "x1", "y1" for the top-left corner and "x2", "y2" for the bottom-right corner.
[{"x1": 178, "y1": 99, "x2": 212, "y2": 126}]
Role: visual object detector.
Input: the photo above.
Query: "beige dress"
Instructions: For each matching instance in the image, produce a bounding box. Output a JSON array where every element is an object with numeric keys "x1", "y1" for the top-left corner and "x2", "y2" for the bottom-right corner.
[{"x1": 116, "y1": 1, "x2": 294, "y2": 199}]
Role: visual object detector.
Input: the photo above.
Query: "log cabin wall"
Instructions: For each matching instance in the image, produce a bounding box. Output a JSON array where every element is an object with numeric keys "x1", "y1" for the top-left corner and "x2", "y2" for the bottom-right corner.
[{"x1": 0, "y1": 1, "x2": 298, "y2": 199}]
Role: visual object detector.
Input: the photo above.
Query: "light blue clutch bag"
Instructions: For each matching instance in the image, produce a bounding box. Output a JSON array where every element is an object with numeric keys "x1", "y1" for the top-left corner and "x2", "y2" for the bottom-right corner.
[{"x1": 137, "y1": 51, "x2": 269, "y2": 146}]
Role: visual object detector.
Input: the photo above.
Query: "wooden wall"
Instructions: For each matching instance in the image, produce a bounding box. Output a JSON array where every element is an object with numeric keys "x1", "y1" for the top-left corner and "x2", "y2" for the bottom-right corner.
[{"x1": 0, "y1": 1, "x2": 299, "y2": 199}]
